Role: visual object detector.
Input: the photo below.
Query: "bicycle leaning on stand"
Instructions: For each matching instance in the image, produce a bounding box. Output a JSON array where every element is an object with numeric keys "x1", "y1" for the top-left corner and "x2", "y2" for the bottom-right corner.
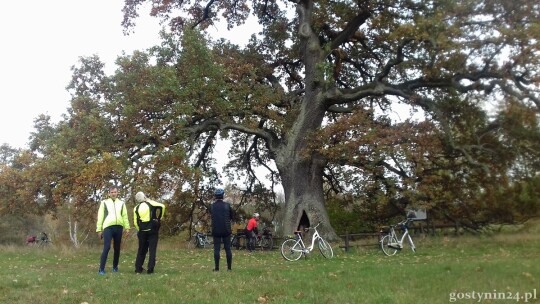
[
  {"x1": 379, "y1": 218, "x2": 416, "y2": 256},
  {"x1": 280, "y1": 223, "x2": 334, "y2": 261}
]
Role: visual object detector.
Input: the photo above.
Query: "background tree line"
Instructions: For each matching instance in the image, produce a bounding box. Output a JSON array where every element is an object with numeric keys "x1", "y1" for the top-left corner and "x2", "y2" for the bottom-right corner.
[{"x1": 1, "y1": 0, "x2": 540, "y2": 244}]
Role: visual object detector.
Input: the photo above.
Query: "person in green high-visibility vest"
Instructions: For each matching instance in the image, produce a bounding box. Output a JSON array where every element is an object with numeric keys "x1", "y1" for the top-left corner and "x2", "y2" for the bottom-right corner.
[{"x1": 96, "y1": 186, "x2": 130, "y2": 275}]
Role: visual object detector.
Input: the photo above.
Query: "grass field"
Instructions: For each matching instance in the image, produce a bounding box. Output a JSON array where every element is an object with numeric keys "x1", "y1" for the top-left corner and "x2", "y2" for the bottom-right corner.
[{"x1": 0, "y1": 231, "x2": 538, "y2": 304}]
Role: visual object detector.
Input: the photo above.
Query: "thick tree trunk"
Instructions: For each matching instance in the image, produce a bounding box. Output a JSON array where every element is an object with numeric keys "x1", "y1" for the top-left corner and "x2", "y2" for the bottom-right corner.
[
  {"x1": 272, "y1": 0, "x2": 340, "y2": 240},
  {"x1": 273, "y1": 91, "x2": 339, "y2": 240},
  {"x1": 276, "y1": 156, "x2": 339, "y2": 241}
]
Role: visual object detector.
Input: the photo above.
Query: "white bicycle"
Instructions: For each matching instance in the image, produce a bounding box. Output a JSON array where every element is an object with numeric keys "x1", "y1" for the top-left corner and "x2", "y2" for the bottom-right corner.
[
  {"x1": 380, "y1": 218, "x2": 416, "y2": 256},
  {"x1": 280, "y1": 223, "x2": 334, "y2": 261}
]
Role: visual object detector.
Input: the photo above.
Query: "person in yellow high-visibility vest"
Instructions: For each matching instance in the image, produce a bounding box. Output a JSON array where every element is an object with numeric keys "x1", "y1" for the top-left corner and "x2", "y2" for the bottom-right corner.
[
  {"x1": 96, "y1": 186, "x2": 130, "y2": 275},
  {"x1": 133, "y1": 191, "x2": 165, "y2": 274}
]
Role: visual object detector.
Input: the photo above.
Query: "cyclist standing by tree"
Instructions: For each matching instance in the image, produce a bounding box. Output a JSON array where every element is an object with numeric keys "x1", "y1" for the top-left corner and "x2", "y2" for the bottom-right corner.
[
  {"x1": 210, "y1": 188, "x2": 234, "y2": 272},
  {"x1": 96, "y1": 186, "x2": 130, "y2": 275},
  {"x1": 133, "y1": 191, "x2": 165, "y2": 274},
  {"x1": 246, "y1": 213, "x2": 260, "y2": 252}
]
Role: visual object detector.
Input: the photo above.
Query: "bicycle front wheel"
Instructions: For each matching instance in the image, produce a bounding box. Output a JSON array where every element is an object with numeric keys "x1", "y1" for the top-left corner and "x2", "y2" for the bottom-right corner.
[
  {"x1": 196, "y1": 237, "x2": 204, "y2": 248},
  {"x1": 380, "y1": 235, "x2": 399, "y2": 256},
  {"x1": 317, "y1": 238, "x2": 334, "y2": 258},
  {"x1": 231, "y1": 235, "x2": 238, "y2": 249},
  {"x1": 38, "y1": 240, "x2": 50, "y2": 247},
  {"x1": 261, "y1": 236, "x2": 273, "y2": 251},
  {"x1": 281, "y1": 238, "x2": 303, "y2": 261}
]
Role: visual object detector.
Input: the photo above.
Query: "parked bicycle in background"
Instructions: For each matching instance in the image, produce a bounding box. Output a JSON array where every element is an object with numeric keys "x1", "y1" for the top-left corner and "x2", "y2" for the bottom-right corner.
[
  {"x1": 26, "y1": 232, "x2": 51, "y2": 247},
  {"x1": 281, "y1": 223, "x2": 333, "y2": 261},
  {"x1": 231, "y1": 226, "x2": 273, "y2": 250},
  {"x1": 379, "y1": 218, "x2": 416, "y2": 256},
  {"x1": 192, "y1": 230, "x2": 212, "y2": 248}
]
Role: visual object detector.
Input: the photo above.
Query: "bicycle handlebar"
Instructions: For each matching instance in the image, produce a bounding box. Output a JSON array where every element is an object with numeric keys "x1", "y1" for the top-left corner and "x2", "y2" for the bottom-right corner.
[
  {"x1": 293, "y1": 222, "x2": 322, "y2": 235},
  {"x1": 304, "y1": 222, "x2": 321, "y2": 230},
  {"x1": 390, "y1": 218, "x2": 413, "y2": 228}
]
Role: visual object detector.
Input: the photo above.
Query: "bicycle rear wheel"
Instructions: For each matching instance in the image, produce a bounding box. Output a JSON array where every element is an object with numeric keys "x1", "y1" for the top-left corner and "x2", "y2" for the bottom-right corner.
[
  {"x1": 236, "y1": 235, "x2": 246, "y2": 250},
  {"x1": 261, "y1": 236, "x2": 273, "y2": 251},
  {"x1": 38, "y1": 240, "x2": 51, "y2": 247},
  {"x1": 317, "y1": 238, "x2": 334, "y2": 258},
  {"x1": 231, "y1": 235, "x2": 238, "y2": 249},
  {"x1": 380, "y1": 235, "x2": 399, "y2": 256},
  {"x1": 281, "y1": 238, "x2": 303, "y2": 261}
]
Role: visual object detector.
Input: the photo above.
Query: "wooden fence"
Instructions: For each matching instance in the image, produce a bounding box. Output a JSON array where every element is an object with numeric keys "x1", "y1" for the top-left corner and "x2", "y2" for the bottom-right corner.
[
  {"x1": 230, "y1": 222, "x2": 464, "y2": 252},
  {"x1": 339, "y1": 222, "x2": 464, "y2": 251}
]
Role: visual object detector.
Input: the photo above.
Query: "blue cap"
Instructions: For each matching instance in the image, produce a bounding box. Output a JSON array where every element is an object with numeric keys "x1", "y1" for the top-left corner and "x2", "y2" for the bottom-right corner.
[{"x1": 214, "y1": 188, "x2": 225, "y2": 196}]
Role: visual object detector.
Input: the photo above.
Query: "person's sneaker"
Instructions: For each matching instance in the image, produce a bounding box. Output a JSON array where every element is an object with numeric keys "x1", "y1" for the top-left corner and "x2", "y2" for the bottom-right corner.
[
  {"x1": 147, "y1": 270, "x2": 154, "y2": 274},
  {"x1": 212, "y1": 269, "x2": 219, "y2": 272},
  {"x1": 112, "y1": 268, "x2": 118, "y2": 273},
  {"x1": 98, "y1": 270, "x2": 106, "y2": 275}
]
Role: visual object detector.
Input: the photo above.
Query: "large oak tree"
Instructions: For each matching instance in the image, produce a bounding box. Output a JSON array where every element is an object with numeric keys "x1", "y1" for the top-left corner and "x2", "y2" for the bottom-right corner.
[
  {"x1": 116, "y1": 0, "x2": 540, "y2": 237},
  {"x1": 6, "y1": 1, "x2": 538, "y2": 241}
]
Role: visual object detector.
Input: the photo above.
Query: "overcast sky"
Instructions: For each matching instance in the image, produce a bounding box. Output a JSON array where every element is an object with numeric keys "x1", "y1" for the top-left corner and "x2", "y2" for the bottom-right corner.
[
  {"x1": 0, "y1": 1, "x2": 157, "y2": 148},
  {"x1": 0, "y1": 0, "x2": 250, "y2": 150}
]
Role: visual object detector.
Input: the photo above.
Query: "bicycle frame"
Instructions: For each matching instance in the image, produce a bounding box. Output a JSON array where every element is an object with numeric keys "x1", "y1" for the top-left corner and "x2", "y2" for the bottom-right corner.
[
  {"x1": 255, "y1": 233, "x2": 273, "y2": 250},
  {"x1": 301, "y1": 227, "x2": 323, "y2": 253},
  {"x1": 380, "y1": 219, "x2": 416, "y2": 256},
  {"x1": 389, "y1": 225, "x2": 415, "y2": 250}
]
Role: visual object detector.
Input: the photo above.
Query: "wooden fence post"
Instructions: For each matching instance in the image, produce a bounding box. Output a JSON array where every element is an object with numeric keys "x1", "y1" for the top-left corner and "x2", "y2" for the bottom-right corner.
[{"x1": 344, "y1": 231, "x2": 350, "y2": 252}]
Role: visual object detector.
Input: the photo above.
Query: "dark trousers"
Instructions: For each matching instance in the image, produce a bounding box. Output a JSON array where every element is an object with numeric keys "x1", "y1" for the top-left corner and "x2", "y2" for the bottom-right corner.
[
  {"x1": 135, "y1": 230, "x2": 159, "y2": 273},
  {"x1": 99, "y1": 225, "x2": 123, "y2": 271},
  {"x1": 213, "y1": 235, "x2": 232, "y2": 270},
  {"x1": 247, "y1": 230, "x2": 256, "y2": 251}
]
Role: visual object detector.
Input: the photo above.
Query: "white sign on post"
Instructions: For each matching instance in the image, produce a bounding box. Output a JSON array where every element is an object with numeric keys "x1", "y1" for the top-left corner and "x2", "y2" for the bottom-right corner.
[{"x1": 406, "y1": 208, "x2": 427, "y2": 220}]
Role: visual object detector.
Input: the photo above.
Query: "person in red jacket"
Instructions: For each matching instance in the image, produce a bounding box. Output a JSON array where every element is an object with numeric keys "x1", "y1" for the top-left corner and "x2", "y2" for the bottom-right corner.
[{"x1": 246, "y1": 213, "x2": 260, "y2": 252}]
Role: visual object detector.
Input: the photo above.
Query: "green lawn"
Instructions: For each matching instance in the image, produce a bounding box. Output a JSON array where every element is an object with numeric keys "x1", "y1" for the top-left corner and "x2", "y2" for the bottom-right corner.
[{"x1": 0, "y1": 233, "x2": 538, "y2": 304}]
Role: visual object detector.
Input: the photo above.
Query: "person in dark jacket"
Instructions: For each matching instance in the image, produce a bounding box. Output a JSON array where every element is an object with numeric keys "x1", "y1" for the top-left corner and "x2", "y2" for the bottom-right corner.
[{"x1": 210, "y1": 188, "x2": 234, "y2": 271}]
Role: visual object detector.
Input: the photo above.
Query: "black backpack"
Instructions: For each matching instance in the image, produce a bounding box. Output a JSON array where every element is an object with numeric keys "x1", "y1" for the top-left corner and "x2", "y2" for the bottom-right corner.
[{"x1": 135, "y1": 201, "x2": 163, "y2": 232}]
